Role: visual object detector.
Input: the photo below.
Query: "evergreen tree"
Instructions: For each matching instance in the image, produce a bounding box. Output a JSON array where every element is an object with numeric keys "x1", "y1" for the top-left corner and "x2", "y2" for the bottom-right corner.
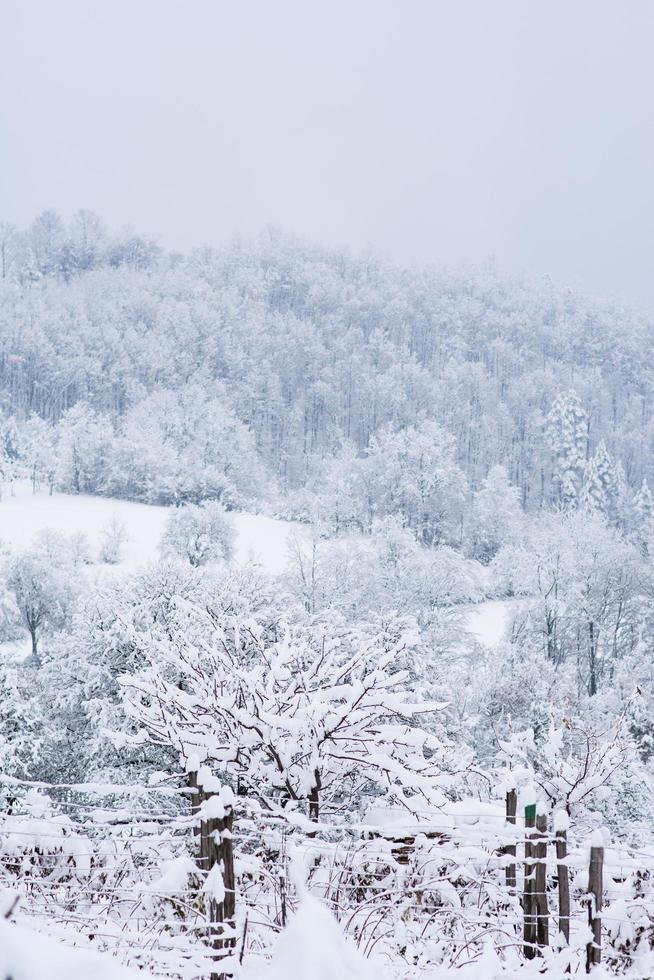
[
  {"x1": 545, "y1": 391, "x2": 588, "y2": 507},
  {"x1": 580, "y1": 440, "x2": 619, "y2": 520},
  {"x1": 632, "y1": 477, "x2": 654, "y2": 555}
]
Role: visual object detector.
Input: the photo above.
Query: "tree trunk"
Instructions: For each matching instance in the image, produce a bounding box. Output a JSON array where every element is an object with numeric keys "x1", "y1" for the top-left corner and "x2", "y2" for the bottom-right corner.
[
  {"x1": 308, "y1": 769, "x2": 321, "y2": 832},
  {"x1": 588, "y1": 621, "x2": 597, "y2": 696},
  {"x1": 308, "y1": 787, "x2": 319, "y2": 824}
]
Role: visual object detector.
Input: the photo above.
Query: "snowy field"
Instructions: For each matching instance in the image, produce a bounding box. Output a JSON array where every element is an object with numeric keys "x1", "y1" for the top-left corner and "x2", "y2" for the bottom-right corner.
[
  {"x1": 0, "y1": 482, "x2": 513, "y2": 650},
  {"x1": 0, "y1": 482, "x2": 302, "y2": 576}
]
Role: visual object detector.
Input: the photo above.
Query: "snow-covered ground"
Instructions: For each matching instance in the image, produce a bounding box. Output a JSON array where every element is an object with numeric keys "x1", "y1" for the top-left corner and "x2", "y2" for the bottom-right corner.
[
  {"x1": 0, "y1": 919, "x2": 153, "y2": 980},
  {"x1": 0, "y1": 482, "x2": 302, "y2": 575},
  {"x1": 0, "y1": 483, "x2": 519, "y2": 651},
  {"x1": 463, "y1": 598, "x2": 517, "y2": 649}
]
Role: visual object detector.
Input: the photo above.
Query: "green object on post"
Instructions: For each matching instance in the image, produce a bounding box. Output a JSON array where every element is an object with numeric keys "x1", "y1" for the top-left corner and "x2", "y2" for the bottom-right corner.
[{"x1": 524, "y1": 803, "x2": 536, "y2": 822}]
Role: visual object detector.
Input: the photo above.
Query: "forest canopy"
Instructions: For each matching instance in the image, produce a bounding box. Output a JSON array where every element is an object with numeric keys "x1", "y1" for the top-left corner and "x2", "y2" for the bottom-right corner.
[{"x1": 0, "y1": 210, "x2": 652, "y2": 518}]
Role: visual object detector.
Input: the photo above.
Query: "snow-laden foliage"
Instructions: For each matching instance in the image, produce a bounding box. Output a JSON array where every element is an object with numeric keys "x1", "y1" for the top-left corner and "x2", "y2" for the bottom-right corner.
[{"x1": 117, "y1": 607, "x2": 455, "y2": 823}]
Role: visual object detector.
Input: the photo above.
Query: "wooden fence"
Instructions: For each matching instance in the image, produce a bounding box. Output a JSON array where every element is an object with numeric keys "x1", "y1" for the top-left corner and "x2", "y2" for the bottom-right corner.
[{"x1": 0, "y1": 774, "x2": 651, "y2": 977}]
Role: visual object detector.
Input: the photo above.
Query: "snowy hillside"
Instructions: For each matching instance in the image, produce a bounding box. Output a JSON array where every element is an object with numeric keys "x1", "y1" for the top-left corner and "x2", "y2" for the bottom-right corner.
[
  {"x1": 0, "y1": 482, "x2": 303, "y2": 575},
  {"x1": 0, "y1": 482, "x2": 512, "y2": 652}
]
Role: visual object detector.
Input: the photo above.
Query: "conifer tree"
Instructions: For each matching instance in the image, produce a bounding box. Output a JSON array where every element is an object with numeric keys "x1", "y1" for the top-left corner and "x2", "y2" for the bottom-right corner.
[
  {"x1": 632, "y1": 477, "x2": 654, "y2": 554},
  {"x1": 580, "y1": 440, "x2": 619, "y2": 520},
  {"x1": 545, "y1": 391, "x2": 588, "y2": 507}
]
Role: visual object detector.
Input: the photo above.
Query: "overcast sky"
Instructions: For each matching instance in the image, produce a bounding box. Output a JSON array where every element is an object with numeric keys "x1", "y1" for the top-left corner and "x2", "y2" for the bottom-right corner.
[{"x1": 2, "y1": 1, "x2": 654, "y2": 306}]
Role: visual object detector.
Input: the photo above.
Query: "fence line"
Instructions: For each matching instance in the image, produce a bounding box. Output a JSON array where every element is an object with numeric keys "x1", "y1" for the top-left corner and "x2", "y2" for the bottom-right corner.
[{"x1": 0, "y1": 774, "x2": 652, "y2": 978}]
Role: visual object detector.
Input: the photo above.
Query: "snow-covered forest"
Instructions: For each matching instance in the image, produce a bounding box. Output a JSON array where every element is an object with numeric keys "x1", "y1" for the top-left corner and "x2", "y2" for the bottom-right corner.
[
  {"x1": 0, "y1": 206, "x2": 653, "y2": 978},
  {"x1": 2, "y1": 210, "x2": 654, "y2": 511}
]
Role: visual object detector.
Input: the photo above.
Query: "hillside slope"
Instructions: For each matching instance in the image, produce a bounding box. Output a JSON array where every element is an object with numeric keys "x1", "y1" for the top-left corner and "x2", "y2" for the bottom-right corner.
[{"x1": 1, "y1": 225, "x2": 652, "y2": 510}]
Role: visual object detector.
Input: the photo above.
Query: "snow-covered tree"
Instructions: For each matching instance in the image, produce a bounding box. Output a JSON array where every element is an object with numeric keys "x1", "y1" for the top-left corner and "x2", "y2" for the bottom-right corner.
[
  {"x1": 113, "y1": 385, "x2": 269, "y2": 508},
  {"x1": 160, "y1": 500, "x2": 235, "y2": 567},
  {"x1": 25, "y1": 209, "x2": 66, "y2": 279},
  {"x1": 580, "y1": 440, "x2": 620, "y2": 521},
  {"x1": 61, "y1": 209, "x2": 107, "y2": 276},
  {"x1": 0, "y1": 222, "x2": 23, "y2": 281},
  {"x1": 7, "y1": 550, "x2": 78, "y2": 658},
  {"x1": 106, "y1": 229, "x2": 161, "y2": 270},
  {"x1": 494, "y1": 508, "x2": 644, "y2": 693},
  {"x1": 20, "y1": 415, "x2": 57, "y2": 494},
  {"x1": 494, "y1": 715, "x2": 646, "y2": 830},
  {"x1": 631, "y1": 477, "x2": 654, "y2": 555},
  {"x1": 35, "y1": 562, "x2": 295, "y2": 783},
  {"x1": 468, "y1": 464, "x2": 523, "y2": 562},
  {"x1": 98, "y1": 516, "x2": 128, "y2": 564},
  {"x1": 56, "y1": 403, "x2": 115, "y2": 494},
  {"x1": 119, "y1": 610, "x2": 452, "y2": 823},
  {"x1": 546, "y1": 391, "x2": 588, "y2": 507},
  {"x1": 346, "y1": 420, "x2": 468, "y2": 545}
]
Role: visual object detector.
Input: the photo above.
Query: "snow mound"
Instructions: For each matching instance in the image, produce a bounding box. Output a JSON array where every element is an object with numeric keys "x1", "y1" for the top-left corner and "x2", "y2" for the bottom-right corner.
[
  {"x1": 256, "y1": 895, "x2": 375, "y2": 980},
  {"x1": 0, "y1": 919, "x2": 152, "y2": 980}
]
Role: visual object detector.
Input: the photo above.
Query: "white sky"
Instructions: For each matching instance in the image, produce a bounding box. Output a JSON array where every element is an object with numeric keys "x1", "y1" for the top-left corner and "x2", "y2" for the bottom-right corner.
[{"x1": 2, "y1": 0, "x2": 654, "y2": 305}]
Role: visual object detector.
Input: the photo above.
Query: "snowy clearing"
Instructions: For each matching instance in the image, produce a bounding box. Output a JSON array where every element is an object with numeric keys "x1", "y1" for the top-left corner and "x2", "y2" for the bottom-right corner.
[
  {"x1": 0, "y1": 483, "x2": 517, "y2": 654},
  {"x1": 0, "y1": 482, "x2": 303, "y2": 576},
  {"x1": 462, "y1": 598, "x2": 517, "y2": 649}
]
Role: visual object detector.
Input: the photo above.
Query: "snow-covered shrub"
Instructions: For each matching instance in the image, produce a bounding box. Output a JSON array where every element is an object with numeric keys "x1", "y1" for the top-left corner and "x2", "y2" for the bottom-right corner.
[
  {"x1": 98, "y1": 516, "x2": 127, "y2": 564},
  {"x1": 284, "y1": 515, "x2": 484, "y2": 629},
  {"x1": 160, "y1": 500, "x2": 235, "y2": 567},
  {"x1": 118, "y1": 609, "x2": 454, "y2": 823}
]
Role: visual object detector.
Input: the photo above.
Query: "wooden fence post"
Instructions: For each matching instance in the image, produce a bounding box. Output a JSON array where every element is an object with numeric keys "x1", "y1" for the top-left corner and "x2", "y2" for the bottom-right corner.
[
  {"x1": 523, "y1": 800, "x2": 537, "y2": 959},
  {"x1": 554, "y1": 811, "x2": 570, "y2": 948},
  {"x1": 192, "y1": 768, "x2": 236, "y2": 980},
  {"x1": 586, "y1": 834, "x2": 603, "y2": 972},
  {"x1": 535, "y1": 805, "x2": 549, "y2": 950},
  {"x1": 505, "y1": 788, "x2": 517, "y2": 891}
]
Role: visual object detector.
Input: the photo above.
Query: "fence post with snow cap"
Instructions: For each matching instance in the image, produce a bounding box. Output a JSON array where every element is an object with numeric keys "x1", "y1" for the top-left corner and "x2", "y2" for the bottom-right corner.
[
  {"x1": 505, "y1": 787, "x2": 517, "y2": 891},
  {"x1": 193, "y1": 766, "x2": 237, "y2": 980},
  {"x1": 586, "y1": 831, "x2": 604, "y2": 972},
  {"x1": 554, "y1": 809, "x2": 571, "y2": 948},
  {"x1": 535, "y1": 803, "x2": 549, "y2": 949},
  {"x1": 523, "y1": 797, "x2": 537, "y2": 958}
]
